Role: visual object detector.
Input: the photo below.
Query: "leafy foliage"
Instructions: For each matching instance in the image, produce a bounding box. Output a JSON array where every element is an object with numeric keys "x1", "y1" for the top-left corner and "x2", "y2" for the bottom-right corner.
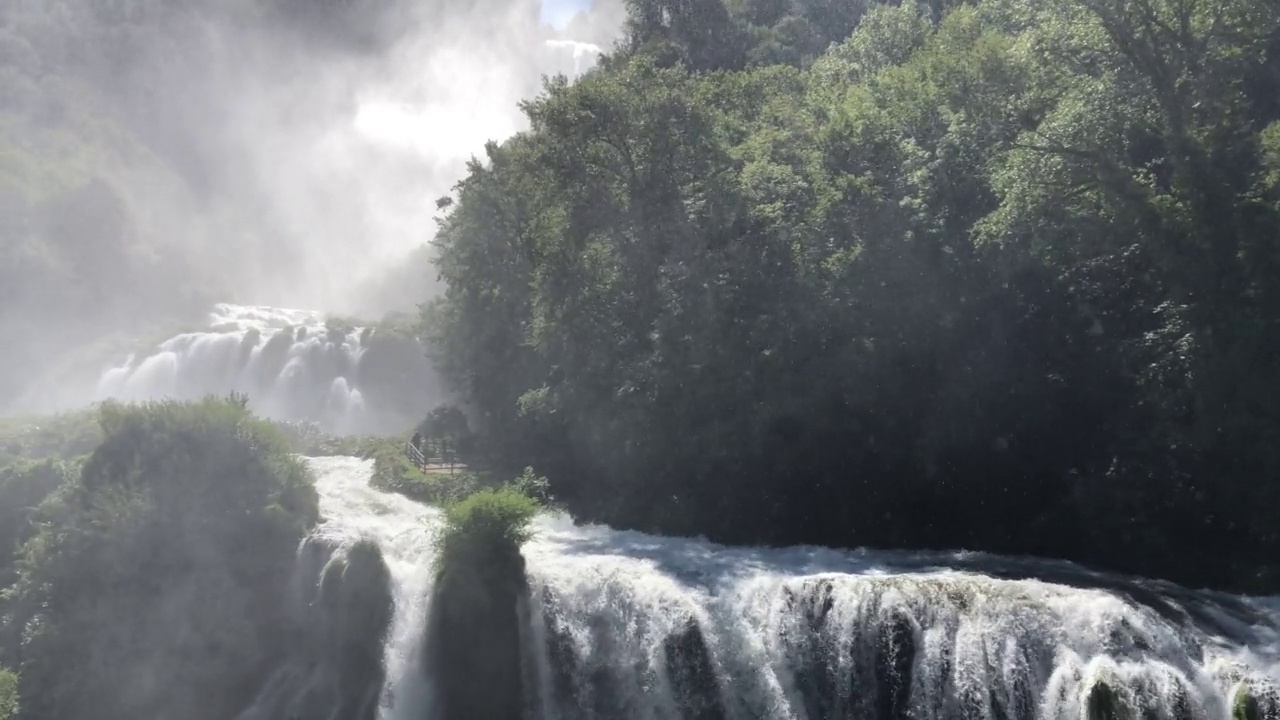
[
  {"x1": 425, "y1": 0, "x2": 1280, "y2": 590},
  {"x1": 366, "y1": 438, "x2": 481, "y2": 504},
  {"x1": 425, "y1": 478, "x2": 541, "y2": 720},
  {"x1": 0, "y1": 668, "x2": 15, "y2": 720},
  {"x1": 435, "y1": 485, "x2": 541, "y2": 579},
  {"x1": 0, "y1": 410, "x2": 103, "y2": 464},
  {"x1": 415, "y1": 404, "x2": 475, "y2": 464},
  {"x1": 1, "y1": 397, "x2": 319, "y2": 720},
  {"x1": 0, "y1": 462, "x2": 70, "y2": 590}
]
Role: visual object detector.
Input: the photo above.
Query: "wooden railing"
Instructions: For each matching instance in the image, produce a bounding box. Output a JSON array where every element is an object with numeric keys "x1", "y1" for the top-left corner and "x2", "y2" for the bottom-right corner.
[{"x1": 405, "y1": 441, "x2": 427, "y2": 470}]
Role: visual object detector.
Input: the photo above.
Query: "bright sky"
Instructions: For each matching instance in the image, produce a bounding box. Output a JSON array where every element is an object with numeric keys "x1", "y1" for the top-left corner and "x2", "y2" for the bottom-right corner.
[
  {"x1": 351, "y1": 0, "x2": 597, "y2": 152},
  {"x1": 540, "y1": 0, "x2": 594, "y2": 29}
]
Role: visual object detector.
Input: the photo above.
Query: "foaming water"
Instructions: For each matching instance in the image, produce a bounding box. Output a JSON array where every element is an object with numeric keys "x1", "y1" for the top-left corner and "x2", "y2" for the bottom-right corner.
[
  {"x1": 306, "y1": 456, "x2": 442, "y2": 718},
  {"x1": 94, "y1": 303, "x2": 439, "y2": 434},
  {"x1": 241, "y1": 456, "x2": 1280, "y2": 720},
  {"x1": 521, "y1": 512, "x2": 1280, "y2": 720},
  {"x1": 238, "y1": 455, "x2": 443, "y2": 720}
]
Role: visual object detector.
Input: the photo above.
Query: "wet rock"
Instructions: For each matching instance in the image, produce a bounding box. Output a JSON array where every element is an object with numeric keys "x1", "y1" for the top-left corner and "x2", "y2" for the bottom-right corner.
[
  {"x1": 253, "y1": 329, "x2": 294, "y2": 389},
  {"x1": 239, "y1": 539, "x2": 394, "y2": 720},
  {"x1": 663, "y1": 618, "x2": 726, "y2": 720},
  {"x1": 1233, "y1": 681, "x2": 1280, "y2": 720},
  {"x1": 239, "y1": 328, "x2": 261, "y2": 367},
  {"x1": 538, "y1": 602, "x2": 584, "y2": 716},
  {"x1": 1084, "y1": 675, "x2": 1130, "y2": 720},
  {"x1": 424, "y1": 538, "x2": 528, "y2": 720}
]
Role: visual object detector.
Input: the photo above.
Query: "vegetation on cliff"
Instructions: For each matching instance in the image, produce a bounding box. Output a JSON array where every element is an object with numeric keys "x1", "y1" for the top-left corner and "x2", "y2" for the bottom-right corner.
[
  {"x1": 425, "y1": 476, "x2": 543, "y2": 719},
  {"x1": 0, "y1": 409, "x2": 104, "y2": 464},
  {"x1": 423, "y1": 0, "x2": 1280, "y2": 591},
  {"x1": 0, "y1": 669, "x2": 15, "y2": 720},
  {"x1": 0, "y1": 397, "x2": 319, "y2": 720}
]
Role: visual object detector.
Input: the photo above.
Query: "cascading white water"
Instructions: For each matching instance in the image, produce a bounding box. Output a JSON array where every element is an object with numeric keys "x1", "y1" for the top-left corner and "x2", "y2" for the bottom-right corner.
[
  {"x1": 96, "y1": 304, "x2": 367, "y2": 431},
  {"x1": 245, "y1": 455, "x2": 445, "y2": 720},
  {"x1": 93, "y1": 303, "x2": 439, "y2": 434},
  {"x1": 267, "y1": 456, "x2": 1280, "y2": 720},
  {"x1": 306, "y1": 456, "x2": 442, "y2": 719},
  {"x1": 521, "y1": 513, "x2": 1280, "y2": 720}
]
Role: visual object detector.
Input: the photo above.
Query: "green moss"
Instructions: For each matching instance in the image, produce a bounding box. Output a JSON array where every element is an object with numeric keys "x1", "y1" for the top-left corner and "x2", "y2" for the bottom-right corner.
[
  {"x1": 1261, "y1": 121, "x2": 1280, "y2": 193},
  {"x1": 1233, "y1": 682, "x2": 1279, "y2": 720},
  {"x1": 370, "y1": 312, "x2": 419, "y2": 342}
]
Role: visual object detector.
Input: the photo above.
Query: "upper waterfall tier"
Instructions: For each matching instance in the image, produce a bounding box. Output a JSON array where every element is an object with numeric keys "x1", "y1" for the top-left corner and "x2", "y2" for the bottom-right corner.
[{"x1": 94, "y1": 304, "x2": 442, "y2": 435}]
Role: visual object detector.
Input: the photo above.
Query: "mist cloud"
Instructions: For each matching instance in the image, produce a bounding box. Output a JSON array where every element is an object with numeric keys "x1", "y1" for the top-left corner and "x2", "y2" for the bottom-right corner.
[{"x1": 0, "y1": 0, "x2": 621, "y2": 413}]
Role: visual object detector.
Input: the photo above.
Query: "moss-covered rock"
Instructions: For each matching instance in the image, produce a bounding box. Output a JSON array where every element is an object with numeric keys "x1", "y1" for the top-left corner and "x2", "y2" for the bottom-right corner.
[
  {"x1": 314, "y1": 540, "x2": 394, "y2": 718},
  {"x1": 537, "y1": 597, "x2": 584, "y2": 713},
  {"x1": 252, "y1": 328, "x2": 296, "y2": 390},
  {"x1": 424, "y1": 487, "x2": 540, "y2": 720},
  {"x1": 1233, "y1": 681, "x2": 1280, "y2": 720}
]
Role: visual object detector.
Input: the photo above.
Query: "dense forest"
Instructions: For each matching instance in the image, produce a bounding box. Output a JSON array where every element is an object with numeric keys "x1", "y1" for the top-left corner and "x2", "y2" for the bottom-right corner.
[{"x1": 424, "y1": 0, "x2": 1280, "y2": 592}]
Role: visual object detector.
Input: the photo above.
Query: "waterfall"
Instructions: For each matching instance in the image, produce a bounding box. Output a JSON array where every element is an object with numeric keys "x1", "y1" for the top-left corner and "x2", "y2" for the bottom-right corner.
[
  {"x1": 239, "y1": 456, "x2": 443, "y2": 720},
  {"x1": 307, "y1": 456, "x2": 443, "y2": 718},
  {"x1": 520, "y1": 513, "x2": 1280, "y2": 720},
  {"x1": 93, "y1": 303, "x2": 441, "y2": 434},
  {"x1": 257, "y1": 456, "x2": 1280, "y2": 720}
]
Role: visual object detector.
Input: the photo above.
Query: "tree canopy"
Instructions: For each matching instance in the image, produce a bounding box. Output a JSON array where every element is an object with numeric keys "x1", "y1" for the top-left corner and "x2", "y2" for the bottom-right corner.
[
  {"x1": 1, "y1": 398, "x2": 319, "y2": 720},
  {"x1": 424, "y1": 0, "x2": 1280, "y2": 591}
]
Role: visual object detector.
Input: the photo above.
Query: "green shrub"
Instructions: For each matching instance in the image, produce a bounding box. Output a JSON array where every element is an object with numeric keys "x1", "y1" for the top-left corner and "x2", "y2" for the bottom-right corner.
[
  {"x1": 0, "y1": 461, "x2": 72, "y2": 585},
  {"x1": 435, "y1": 486, "x2": 540, "y2": 575},
  {"x1": 5, "y1": 396, "x2": 318, "y2": 720},
  {"x1": 366, "y1": 439, "x2": 480, "y2": 504},
  {"x1": 0, "y1": 410, "x2": 103, "y2": 463},
  {"x1": 0, "y1": 668, "x2": 16, "y2": 720},
  {"x1": 424, "y1": 477, "x2": 542, "y2": 718}
]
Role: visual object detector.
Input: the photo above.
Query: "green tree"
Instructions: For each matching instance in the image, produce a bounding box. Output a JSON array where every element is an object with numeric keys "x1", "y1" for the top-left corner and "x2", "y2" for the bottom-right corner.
[
  {"x1": 5, "y1": 398, "x2": 319, "y2": 720},
  {"x1": 424, "y1": 0, "x2": 1280, "y2": 591}
]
